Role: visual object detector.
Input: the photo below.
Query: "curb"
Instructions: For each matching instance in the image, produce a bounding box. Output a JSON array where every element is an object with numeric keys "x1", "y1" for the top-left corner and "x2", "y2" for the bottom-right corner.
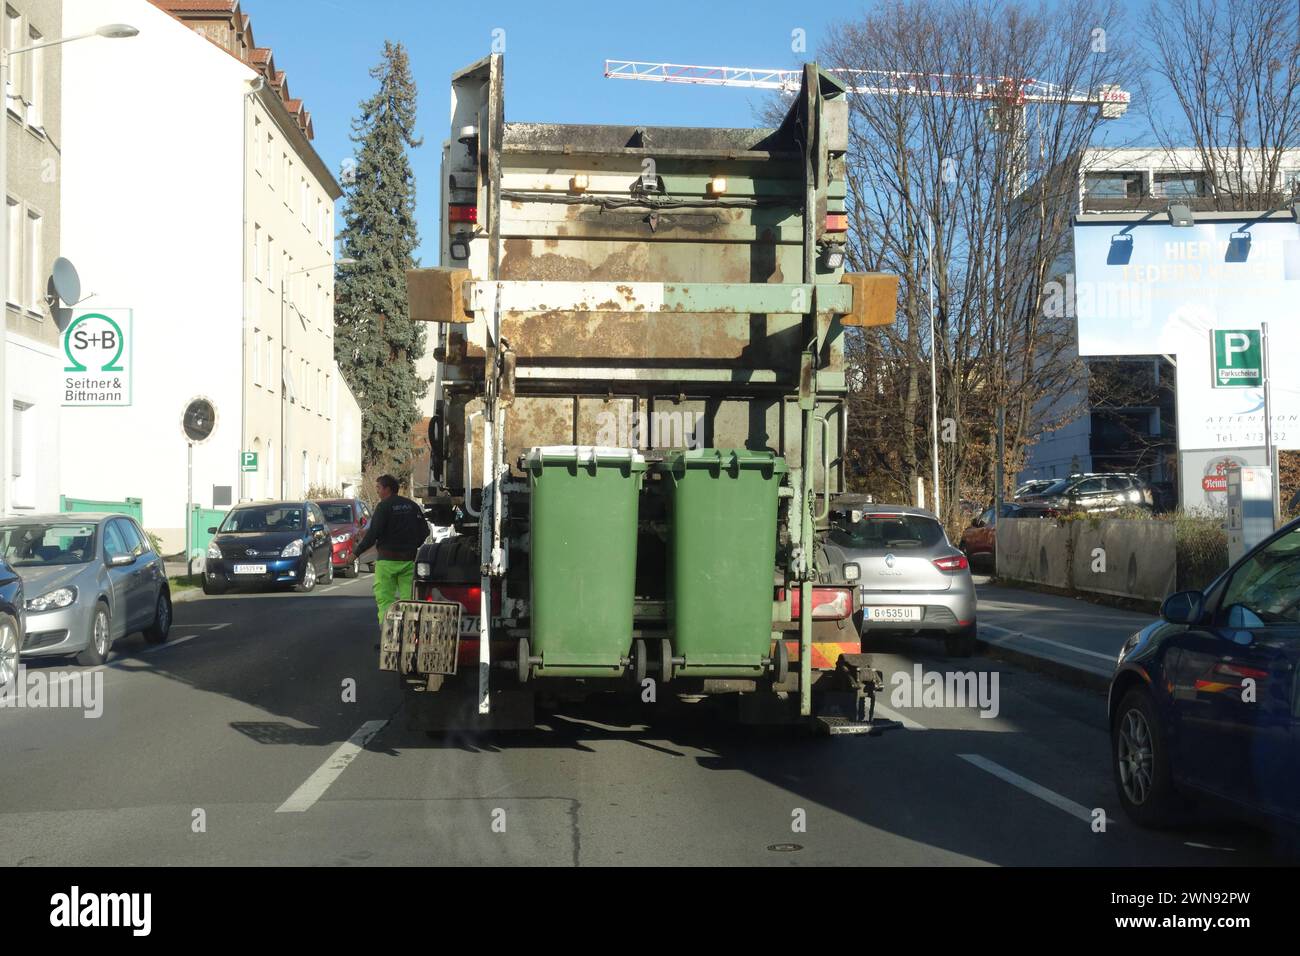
[
  {"x1": 975, "y1": 630, "x2": 1111, "y2": 693},
  {"x1": 172, "y1": 589, "x2": 204, "y2": 604}
]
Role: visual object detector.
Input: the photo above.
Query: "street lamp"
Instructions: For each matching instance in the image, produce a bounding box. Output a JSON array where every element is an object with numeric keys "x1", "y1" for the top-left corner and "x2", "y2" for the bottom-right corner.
[
  {"x1": 280, "y1": 257, "x2": 354, "y2": 498},
  {"x1": 0, "y1": 23, "x2": 137, "y2": 513}
]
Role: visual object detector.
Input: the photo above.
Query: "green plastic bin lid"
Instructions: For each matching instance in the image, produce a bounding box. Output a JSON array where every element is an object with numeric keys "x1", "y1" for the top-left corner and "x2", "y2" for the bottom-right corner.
[
  {"x1": 524, "y1": 445, "x2": 648, "y2": 470},
  {"x1": 658, "y1": 448, "x2": 788, "y2": 473}
]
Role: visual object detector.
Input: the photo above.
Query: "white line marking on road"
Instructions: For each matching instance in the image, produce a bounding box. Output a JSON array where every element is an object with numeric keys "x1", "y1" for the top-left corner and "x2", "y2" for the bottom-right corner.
[
  {"x1": 276, "y1": 719, "x2": 389, "y2": 813},
  {"x1": 871, "y1": 701, "x2": 928, "y2": 731},
  {"x1": 145, "y1": 634, "x2": 199, "y2": 652},
  {"x1": 1185, "y1": 841, "x2": 1237, "y2": 852},
  {"x1": 958, "y1": 753, "x2": 1094, "y2": 822},
  {"x1": 180, "y1": 623, "x2": 230, "y2": 630},
  {"x1": 979, "y1": 623, "x2": 1117, "y2": 662}
]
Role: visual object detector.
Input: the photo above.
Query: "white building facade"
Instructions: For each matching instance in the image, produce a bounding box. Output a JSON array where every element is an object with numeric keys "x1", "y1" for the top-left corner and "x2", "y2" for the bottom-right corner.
[{"x1": 58, "y1": 0, "x2": 360, "y2": 555}]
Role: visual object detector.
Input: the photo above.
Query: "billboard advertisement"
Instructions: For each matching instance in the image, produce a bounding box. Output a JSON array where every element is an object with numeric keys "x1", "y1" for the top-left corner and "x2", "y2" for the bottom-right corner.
[
  {"x1": 1072, "y1": 220, "x2": 1300, "y2": 450},
  {"x1": 1178, "y1": 446, "x2": 1269, "y2": 514}
]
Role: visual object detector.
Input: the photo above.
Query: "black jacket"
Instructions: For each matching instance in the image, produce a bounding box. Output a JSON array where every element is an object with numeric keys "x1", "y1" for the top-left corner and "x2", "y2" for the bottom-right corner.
[{"x1": 354, "y1": 494, "x2": 429, "y2": 562}]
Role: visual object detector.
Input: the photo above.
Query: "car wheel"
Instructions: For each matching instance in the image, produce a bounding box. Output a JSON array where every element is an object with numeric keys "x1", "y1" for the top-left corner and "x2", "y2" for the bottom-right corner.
[
  {"x1": 295, "y1": 561, "x2": 317, "y2": 593},
  {"x1": 343, "y1": 557, "x2": 359, "y2": 579},
  {"x1": 0, "y1": 613, "x2": 20, "y2": 688},
  {"x1": 944, "y1": 624, "x2": 977, "y2": 658},
  {"x1": 366, "y1": 562, "x2": 375, "y2": 574},
  {"x1": 143, "y1": 590, "x2": 172, "y2": 644},
  {"x1": 76, "y1": 602, "x2": 111, "y2": 667},
  {"x1": 1113, "y1": 688, "x2": 1181, "y2": 827},
  {"x1": 203, "y1": 578, "x2": 225, "y2": 596},
  {"x1": 323, "y1": 560, "x2": 334, "y2": 585}
]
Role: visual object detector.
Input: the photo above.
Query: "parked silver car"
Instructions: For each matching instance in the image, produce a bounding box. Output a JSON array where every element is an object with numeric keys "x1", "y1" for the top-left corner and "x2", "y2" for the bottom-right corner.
[
  {"x1": 821, "y1": 500, "x2": 978, "y2": 657},
  {"x1": 1, "y1": 513, "x2": 172, "y2": 666}
]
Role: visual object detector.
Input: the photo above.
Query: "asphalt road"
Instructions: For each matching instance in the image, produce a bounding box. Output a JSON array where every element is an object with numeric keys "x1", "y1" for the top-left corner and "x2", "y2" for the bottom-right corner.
[{"x1": 0, "y1": 575, "x2": 1293, "y2": 866}]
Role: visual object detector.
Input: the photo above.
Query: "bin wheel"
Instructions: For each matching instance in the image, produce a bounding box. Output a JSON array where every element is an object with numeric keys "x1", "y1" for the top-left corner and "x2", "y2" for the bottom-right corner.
[
  {"x1": 660, "y1": 638, "x2": 674, "y2": 683},
  {"x1": 774, "y1": 639, "x2": 789, "y2": 684},
  {"x1": 632, "y1": 638, "x2": 648, "y2": 685},
  {"x1": 517, "y1": 637, "x2": 531, "y2": 684}
]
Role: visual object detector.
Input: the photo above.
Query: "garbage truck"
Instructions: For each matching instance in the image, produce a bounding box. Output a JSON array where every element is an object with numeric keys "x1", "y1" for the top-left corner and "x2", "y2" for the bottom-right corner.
[{"x1": 381, "y1": 53, "x2": 899, "y2": 733}]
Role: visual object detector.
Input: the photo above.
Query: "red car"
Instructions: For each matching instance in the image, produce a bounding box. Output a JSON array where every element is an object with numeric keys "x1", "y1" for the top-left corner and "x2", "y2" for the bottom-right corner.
[
  {"x1": 959, "y1": 502, "x2": 1057, "y2": 573},
  {"x1": 313, "y1": 498, "x2": 373, "y2": 577}
]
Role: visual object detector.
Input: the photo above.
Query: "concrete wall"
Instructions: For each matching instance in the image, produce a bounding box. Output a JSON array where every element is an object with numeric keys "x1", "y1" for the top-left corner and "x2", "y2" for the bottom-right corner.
[{"x1": 997, "y1": 516, "x2": 1177, "y2": 602}]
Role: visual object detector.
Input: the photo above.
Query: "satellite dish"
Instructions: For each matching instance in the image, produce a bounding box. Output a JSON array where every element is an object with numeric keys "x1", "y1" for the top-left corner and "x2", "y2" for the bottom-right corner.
[
  {"x1": 51, "y1": 257, "x2": 81, "y2": 305},
  {"x1": 182, "y1": 397, "x2": 217, "y2": 444}
]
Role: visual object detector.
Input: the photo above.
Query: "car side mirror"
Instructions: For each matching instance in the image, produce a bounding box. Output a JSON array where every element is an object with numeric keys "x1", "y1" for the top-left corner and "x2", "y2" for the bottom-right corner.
[
  {"x1": 1161, "y1": 590, "x2": 1205, "y2": 625},
  {"x1": 207, "y1": 526, "x2": 218, "y2": 535},
  {"x1": 312, "y1": 523, "x2": 325, "y2": 534},
  {"x1": 109, "y1": 553, "x2": 135, "y2": 568}
]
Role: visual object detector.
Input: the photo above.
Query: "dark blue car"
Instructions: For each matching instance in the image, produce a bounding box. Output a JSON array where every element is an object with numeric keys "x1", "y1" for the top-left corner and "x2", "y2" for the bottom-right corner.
[
  {"x1": 203, "y1": 501, "x2": 334, "y2": 595},
  {"x1": 1110, "y1": 517, "x2": 1300, "y2": 829}
]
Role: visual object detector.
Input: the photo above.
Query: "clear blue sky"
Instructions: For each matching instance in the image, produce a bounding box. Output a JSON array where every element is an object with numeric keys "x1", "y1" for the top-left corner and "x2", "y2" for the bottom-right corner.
[{"x1": 239, "y1": 0, "x2": 842, "y2": 262}]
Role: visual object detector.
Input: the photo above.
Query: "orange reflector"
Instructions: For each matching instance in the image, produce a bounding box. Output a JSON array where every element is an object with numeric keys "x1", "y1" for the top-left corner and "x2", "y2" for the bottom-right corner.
[{"x1": 825, "y1": 213, "x2": 848, "y2": 232}]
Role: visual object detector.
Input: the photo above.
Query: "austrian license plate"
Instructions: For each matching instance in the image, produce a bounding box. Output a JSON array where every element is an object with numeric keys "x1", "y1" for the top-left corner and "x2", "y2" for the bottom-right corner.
[
  {"x1": 867, "y1": 606, "x2": 922, "y2": 622},
  {"x1": 232, "y1": 564, "x2": 267, "y2": 575}
]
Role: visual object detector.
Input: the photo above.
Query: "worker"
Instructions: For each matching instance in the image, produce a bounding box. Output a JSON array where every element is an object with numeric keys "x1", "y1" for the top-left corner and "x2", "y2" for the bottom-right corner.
[{"x1": 352, "y1": 474, "x2": 431, "y2": 630}]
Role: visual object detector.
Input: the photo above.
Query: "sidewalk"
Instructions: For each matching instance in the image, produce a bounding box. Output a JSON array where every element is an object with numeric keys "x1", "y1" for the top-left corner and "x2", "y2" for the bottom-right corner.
[{"x1": 973, "y1": 577, "x2": 1155, "y2": 687}]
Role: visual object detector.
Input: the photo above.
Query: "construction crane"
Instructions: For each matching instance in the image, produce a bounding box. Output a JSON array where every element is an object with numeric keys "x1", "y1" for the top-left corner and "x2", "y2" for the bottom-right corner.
[{"x1": 603, "y1": 59, "x2": 1130, "y2": 120}]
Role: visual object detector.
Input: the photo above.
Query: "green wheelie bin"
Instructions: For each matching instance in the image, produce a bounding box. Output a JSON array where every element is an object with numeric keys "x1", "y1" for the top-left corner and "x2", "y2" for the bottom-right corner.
[
  {"x1": 659, "y1": 449, "x2": 787, "y2": 676},
  {"x1": 525, "y1": 446, "x2": 647, "y2": 677}
]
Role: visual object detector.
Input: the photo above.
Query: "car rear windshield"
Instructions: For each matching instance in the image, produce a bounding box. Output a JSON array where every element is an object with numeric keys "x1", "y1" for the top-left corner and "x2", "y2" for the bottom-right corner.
[
  {"x1": 830, "y1": 513, "x2": 945, "y2": 550},
  {"x1": 220, "y1": 506, "x2": 305, "y2": 533},
  {"x1": 0, "y1": 523, "x2": 97, "y2": 566},
  {"x1": 319, "y1": 504, "x2": 353, "y2": 524},
  {"x1": 1038, "y1": 479, "x2": 1073, "y2": 496}
]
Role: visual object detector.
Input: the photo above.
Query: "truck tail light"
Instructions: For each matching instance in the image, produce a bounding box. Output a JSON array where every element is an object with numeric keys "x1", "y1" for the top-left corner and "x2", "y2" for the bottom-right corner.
[
  {"x1": 825, "y1": 212, "x2": 848, "y2": 232},
  {"x1": 933, "y1": 555, "x2": 969, "y2": 572},
  {"x1": 448, "y1": 204, "x2": 478, "y2": 223},
  {"x1": 779, "y1": 586, "x2": 854, "y2": 620},
  {"x1": 423, "y1": 583, "x2": 499, "y2": 615}
]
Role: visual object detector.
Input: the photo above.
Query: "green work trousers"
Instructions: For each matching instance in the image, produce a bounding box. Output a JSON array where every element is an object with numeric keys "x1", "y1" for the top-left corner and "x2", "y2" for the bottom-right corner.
[{"x1": 374, "y1": 559, "x2": 415, "y2": 628}]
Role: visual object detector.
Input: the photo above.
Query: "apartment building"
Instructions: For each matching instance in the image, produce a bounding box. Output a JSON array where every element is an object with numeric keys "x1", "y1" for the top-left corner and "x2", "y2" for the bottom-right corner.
[
  {"x1": 58, "y1": 0, "x2": 360, "y2": 555},
  {"x1": 3, "y1": 0, "x2": 62, "y2": 513}
]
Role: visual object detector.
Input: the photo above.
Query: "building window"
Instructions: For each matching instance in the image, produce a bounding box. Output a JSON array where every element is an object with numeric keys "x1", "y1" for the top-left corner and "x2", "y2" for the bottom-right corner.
[
  {"x1": 5, "y1": 198, "x2": 18, "y2": 307},
  {"x1": 265, "y1": 132, "x2": 274, "y2": 185},
  {"x1": 25, "y1": 208, "x2": 41, "y2": 311},
  {"x1": 25, "y1": 26, "x2": 42, "y2": 129},
  {"x1": 266, "y1": 235, "x2": 275, "y2": 286},
  {"x1": 265, "y1": 334, "x2": 273, "y2": 390},
  {"x1": 300, "y1": 179, "x2": 309, "y2": 227},
  {"x1": 1152, "y1": 171, "x2": 1207, "y2": 199},
  {"x1": 301, "y1": 451, "x2": 308, "y2": 496},
  {"x1": 252, "y1": 327, "x2": 262, "y2": 386},
  {"x1": 265, "y1": 445, "x2": 274, "y2": 498},
  {"x1": 11, "y1": 400, "x2": 33, "y2": 508},
  {"x1": 4, "y1": 8, "x2": 21, "y2": 117},
  {"x1": 1083, "y1": 171, "x2": 1142, "y2": 201},
  {"x1": 253, "y1": 116, "x2": 263, "y2": 175}
]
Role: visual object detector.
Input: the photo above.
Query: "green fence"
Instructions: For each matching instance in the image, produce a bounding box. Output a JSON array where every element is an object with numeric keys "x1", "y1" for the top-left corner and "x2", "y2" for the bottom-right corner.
[
  {"x1": 59, "y1": 496, "x2": 144, "y2": 523},
  {"x1": 190, "y1": 506, "x2": 228, "y2": 562}
]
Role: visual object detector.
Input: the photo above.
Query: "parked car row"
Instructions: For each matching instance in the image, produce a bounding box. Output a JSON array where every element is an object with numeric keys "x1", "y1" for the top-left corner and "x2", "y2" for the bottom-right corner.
[{"x1": 203, "y1": 497, "x2": 377, "y2": 595}]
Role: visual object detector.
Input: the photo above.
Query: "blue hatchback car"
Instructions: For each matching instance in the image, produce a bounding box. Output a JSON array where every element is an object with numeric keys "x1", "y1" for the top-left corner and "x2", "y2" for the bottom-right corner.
[
  {"x1": 1110, "y1": 517, "x2": 1300, "y2": 829},
  {"x1": 203, "y1": 501, "x2": 334, "y2": 595}
]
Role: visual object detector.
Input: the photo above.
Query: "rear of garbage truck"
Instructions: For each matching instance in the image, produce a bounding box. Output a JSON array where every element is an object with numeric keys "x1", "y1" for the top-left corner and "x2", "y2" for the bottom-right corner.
[{"x1": 384, "y1": 53, "x2": 898, "y2": 733}]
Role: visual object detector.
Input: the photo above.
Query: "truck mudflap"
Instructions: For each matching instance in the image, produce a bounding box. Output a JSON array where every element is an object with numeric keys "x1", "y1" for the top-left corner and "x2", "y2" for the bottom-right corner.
[
  {"x1": 812, "y1": 653, "x2": 903, "y2": 737},
  {"x1": 379, "y1": 600, "x2": 461, "y2": 677}
]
